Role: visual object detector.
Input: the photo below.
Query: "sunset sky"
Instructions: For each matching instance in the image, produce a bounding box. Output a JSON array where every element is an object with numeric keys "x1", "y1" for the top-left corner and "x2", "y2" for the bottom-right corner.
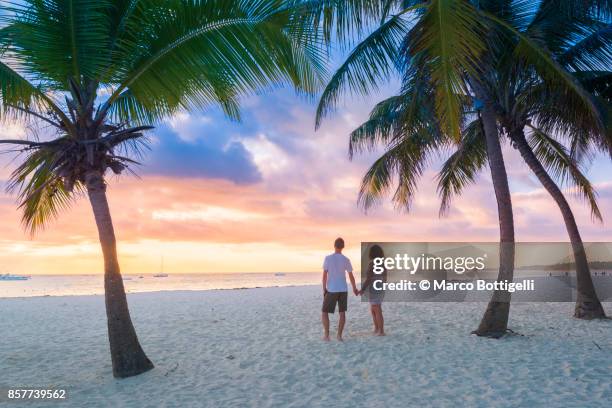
[{"x1": 1, "y1": 83, "x2": 611, "y2": 275}]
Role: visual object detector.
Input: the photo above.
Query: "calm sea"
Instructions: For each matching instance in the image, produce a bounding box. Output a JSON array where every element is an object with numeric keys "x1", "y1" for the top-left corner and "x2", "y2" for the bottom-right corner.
[
  {"x1": 3, "y1": 271, "x2": 611, "y2": 300},
  {"x1": 0, "y1": 272, "x2": 321, "y2": 298}
]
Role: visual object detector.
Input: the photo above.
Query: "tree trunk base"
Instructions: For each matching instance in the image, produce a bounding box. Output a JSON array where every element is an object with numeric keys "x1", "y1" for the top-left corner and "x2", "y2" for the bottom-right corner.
[
  {"x1": 471, "y1": 329, "x2": 507, "y2": 339},
  {"x1": 574, "y1": 300, "x2": 607, "y2": 320},
  {"x1": 106, "y1": 276, "x2": 155, "y2": 379},
  {"x1": 113, "y1": 353, "x2": 154, "y2": 379},
  {"x1": 472, "y1": 300, "x2": 510, "y2": 338}
]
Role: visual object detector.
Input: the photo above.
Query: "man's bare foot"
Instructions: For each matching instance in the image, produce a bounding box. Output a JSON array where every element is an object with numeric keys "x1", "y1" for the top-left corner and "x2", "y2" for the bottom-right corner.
[
  {"x1": 376, "y1": 332, "x2": 386, "y2": 336},
  {"x1": 323, "y1": 335, "x2": 330, "y2": 341},
  {"x1": 336, "y1": 335, "x2": 343, "y2": 342}
]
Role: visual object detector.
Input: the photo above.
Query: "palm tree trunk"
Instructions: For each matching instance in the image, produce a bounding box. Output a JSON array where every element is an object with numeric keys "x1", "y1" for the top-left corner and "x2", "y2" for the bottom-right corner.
[
  {"x1": 85, "y1": 170, "x2": 154, "y2": 378},
  {"x1": 473, "y1": 97, "x2": 515, "y2": 338},
  {"x1": 511, "y1": 130, "x2": 606, "y2": 319}
]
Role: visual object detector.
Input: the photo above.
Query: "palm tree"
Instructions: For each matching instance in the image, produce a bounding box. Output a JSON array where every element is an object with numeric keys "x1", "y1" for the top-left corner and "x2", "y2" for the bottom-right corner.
[
  {"x1": 438, "y1": 0, "x2": 611, "y2": 319},
  {"x1": 440, "y1": 92, "x2": 609, "y2": 320},
  {"x1": 497, "y1": 1, "x2": 611, "y2": 319},
  {"x1": 312, "y1": 0, "x2": 607, "y2": 336},
  {"x1": 438, "y1": 0, "x2": 610, "y2": 331},
  {"x1": 0, "y1": 0, "x2": 323, "y2": 378}
]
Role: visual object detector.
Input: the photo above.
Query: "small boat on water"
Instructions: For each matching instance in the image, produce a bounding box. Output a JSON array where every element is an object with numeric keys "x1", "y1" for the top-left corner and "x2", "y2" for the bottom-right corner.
[
  {"x1": 274, "y1": 273, "x2": 286, "y2": 277},
  {"x1": 0, "y1": 274, "x2": 30, "y2": 281},
  {"x1": 153, "y1": 256, "x2": 168, "y2": 278}
]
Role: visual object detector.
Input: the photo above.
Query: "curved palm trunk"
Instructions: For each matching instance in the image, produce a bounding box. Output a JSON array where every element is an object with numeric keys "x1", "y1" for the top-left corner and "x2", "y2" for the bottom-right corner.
[
  {"x1": 85, "y1": 170, "x2": 154, "y2": 378},
  {"x1": 512, "y1": 131, "x2": 606, "y2": 319},
  {"x1": 473, "y1": 99, "x2": 515, "y2": 338}
]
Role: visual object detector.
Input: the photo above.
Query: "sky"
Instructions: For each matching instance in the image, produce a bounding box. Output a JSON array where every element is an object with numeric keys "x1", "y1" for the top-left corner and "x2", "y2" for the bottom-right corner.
[{"x1": 1, "y1": 84, "x2": 612, "y2": 275}]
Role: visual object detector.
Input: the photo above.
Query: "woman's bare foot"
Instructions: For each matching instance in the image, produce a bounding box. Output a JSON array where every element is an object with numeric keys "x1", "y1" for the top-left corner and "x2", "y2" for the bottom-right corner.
[
  {"x1": 323, "y1": 335, "x2": 330, "y2": 341},
  {"x1": 376, "y1": 332, "x2": 386, "y2": 336},
  {"x1": 337, "y1": 335, "x2": 344, "y2": 341}
]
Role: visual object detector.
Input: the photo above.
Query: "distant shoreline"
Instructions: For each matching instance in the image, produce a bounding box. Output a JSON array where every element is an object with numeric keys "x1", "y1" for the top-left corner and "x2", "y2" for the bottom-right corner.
[
  {"x1": 518, "y1": 262, "x2": 612, "y2": 271},
  {"x1": 4, "y1": 274, "x2": 612, "y2": 300}
]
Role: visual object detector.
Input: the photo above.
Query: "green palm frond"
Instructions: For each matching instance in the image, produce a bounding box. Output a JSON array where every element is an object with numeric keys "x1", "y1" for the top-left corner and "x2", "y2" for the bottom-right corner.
[
  {"x1": 531, "y1": 2, "x2": 608, "y2": 29},
  {"x1": 390, "y1": 133, "x2": 438, "y2": 210},
  {"x1": 349, "y1": 64, "x2": 445, "y2": 212},
  {"x1": 106, "y1": 0, "x2": 142, "y2": 51},
  {"x1": 100, "y1": 0, "x2": 326, "y2": 123},
  {"x1": 527, "y1": 1, "x2": 591, "y2": 55},
  {"x1": 2, "y1": 128, "x2": 150, "y2": 232},
  {"x1": 520, "y1": 80, "x2": 609, "y2": 158},
  {"x1": 406, "y1": 0, "x2": 487, "y2": 139},
  {"x1": 107, "y1": 83, "x2": 243, "y2": 125},
  {"x1": 483, "y1": 6, "x2": 605, "y2": 133},
  {"x1": 0, "y1": 59, "x2": 67, "y2": 125},
  {"x1": 299, "y1": 0, "x2": 401, "y2": 45},
  {"x1": 5, "y1": 0, "x2": 113, "y2": 86},
  {"x1": 106, "y1": 89, "x2": 176, "y2": 125},
  {"x1": 315, "y1": 10, "x2": 412, "y2": 128},
  {"x1": 349, "y1": 74, "x2": 439, "y2": 157},
  {"x1": 6, "y1": 148, "x2": 80, "y2": 234},
  {"x1": 527, "y1": 125, "x2": 602, "y2": 221},
  {"x1": 436, "y1": 118, "x2": 487, "y2": 215},
  {"x1": 358, "y1": 126, "x2": 440, "y2": 211},
  {"x1": 0, "y1": 61, "x2": 39, "y2": 108},
  {"x1": 476, "y1": 0, "x2": 531, "y2": 31},
  {"x1": 558, "y1": 24, "x2": 612, "y2": 71},
  {"x1": 349, "y1": 94, "x2": 405, "y2": 157},
  {"x1": 358, "y1": 146, "x2": 397, "y2": 210}
]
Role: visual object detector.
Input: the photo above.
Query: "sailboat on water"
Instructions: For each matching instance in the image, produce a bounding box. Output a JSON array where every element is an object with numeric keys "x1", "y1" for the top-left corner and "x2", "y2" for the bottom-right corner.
[{"x1": 153, "y1": 256, "x2": 169, "y2": 278}]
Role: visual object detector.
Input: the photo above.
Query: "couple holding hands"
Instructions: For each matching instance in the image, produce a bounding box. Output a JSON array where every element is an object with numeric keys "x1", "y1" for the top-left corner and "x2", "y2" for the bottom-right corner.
[{"x1": 321, "y1": 238, "x2": 386, "y2": 341}]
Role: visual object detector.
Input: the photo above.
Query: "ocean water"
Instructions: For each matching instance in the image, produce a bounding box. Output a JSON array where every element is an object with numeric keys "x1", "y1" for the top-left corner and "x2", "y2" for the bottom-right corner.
[
  {"x1": 0, "y1": 272, "x2": 321, "y2": 298},
  {"x1": 3, "y1": 271, "x2": 611, "y2": 300}
]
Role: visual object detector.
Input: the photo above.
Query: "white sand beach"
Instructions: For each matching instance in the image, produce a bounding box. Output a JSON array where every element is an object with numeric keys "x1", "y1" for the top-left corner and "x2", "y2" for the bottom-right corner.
[{"x1": 1, "y1": 286, "x2": 610, "y2": 407}]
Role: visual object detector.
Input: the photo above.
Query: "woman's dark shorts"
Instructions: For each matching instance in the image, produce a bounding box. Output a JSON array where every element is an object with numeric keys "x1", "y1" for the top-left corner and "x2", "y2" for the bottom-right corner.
[{"x1": 322, "y1": 291, "x2": 348, "y2": 313}]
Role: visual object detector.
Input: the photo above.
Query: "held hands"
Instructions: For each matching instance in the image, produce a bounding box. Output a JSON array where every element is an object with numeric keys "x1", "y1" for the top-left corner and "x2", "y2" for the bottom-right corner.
[{"x1": 353, "y1": 287, "x2": 360, "y2": 296}]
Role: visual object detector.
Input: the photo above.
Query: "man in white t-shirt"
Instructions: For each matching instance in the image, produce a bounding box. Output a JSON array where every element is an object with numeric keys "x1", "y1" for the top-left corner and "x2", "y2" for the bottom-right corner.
[{"x1": 321, "y1": 237, "x2": 358, "y2": 341}]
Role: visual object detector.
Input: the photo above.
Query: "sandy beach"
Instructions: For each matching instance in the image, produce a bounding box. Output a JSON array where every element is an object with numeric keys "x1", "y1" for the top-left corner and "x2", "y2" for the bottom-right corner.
[{"x1": 1, "y1": 285, "x2": 610, "y2": 407}]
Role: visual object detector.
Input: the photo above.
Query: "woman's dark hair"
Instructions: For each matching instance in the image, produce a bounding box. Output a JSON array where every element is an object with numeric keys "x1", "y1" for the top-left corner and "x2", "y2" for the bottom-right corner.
[{"x1": 369, "y1": 244, "x2": 384, "y2": 260}]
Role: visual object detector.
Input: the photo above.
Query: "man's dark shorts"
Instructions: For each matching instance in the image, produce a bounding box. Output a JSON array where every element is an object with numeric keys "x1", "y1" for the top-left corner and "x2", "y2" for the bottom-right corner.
[{"x1": 322, "y1": 291, "x2": 348, "y2": 313}]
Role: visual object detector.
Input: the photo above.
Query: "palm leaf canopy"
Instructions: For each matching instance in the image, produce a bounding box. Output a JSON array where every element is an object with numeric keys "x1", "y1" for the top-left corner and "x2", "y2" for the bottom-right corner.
[
  {"x1": 497, "y1": 0, "x2": 612, "y2": 156},
  {"x1": 349, "y1": 70, "x2": 451, "y2": 211},
  {"x1": 1, "y1": 0, "x2": 326, "y2": 125},
  {"x1": 0, "y1": 0, "x2": 327, "y2": 232},
  {"x1": 315, "y1": 0, "x2": 609, "y2": 143},
  {"x1": 348, "y1": 0, "x2": 610, "y2": 214},
  {"x1": 314, "y1": 0, "x2": 488, "y2": 139}
]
